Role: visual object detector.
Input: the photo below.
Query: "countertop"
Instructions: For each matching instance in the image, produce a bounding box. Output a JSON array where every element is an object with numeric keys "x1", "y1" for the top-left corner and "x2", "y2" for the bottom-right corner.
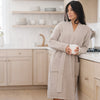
[
  {"x1": 0, "y1": 45, "x2": 100, "y2": 63},
  {"x1": 79, "y1": 52, "x2": 100, "y2": 63},
  {"x1": 0, "y1": 45, "x2": 51, "y2": 50}
]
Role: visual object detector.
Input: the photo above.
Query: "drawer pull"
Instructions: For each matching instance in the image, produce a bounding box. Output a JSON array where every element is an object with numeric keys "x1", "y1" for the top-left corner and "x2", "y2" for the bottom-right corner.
[
  {"x1": 8, "y1": 60, "x2": 10, "y2": 62},
  {"x1": 85, "y1": 77, "x2": 88, "y2": 80},
  {"x1": 18, "y1": 52, "x2": 22, "y2": 55}
]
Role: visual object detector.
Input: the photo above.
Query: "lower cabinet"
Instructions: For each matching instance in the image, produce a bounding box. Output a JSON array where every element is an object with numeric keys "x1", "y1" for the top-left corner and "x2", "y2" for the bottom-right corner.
[
  {"x1": 0, "y1": 58, "x2": 7, "y2": 86},
  {"x1": 7, "y1": 57, "x2": 32, "y2": 85},
  {"x1": 79, "y1": 58, "x2": 100, "y2": 100},
  {"x1": 0, "y1": 49, "x2": 49, "y2": 86},
  {"x1": 33, "y1": 50, "x2": 48, "y2": 85},
  {"x1": 79, "y1": 59, "x2": 95, "y2": 100},
  {"x1": 94, "y1": 78, "x2": 100, "y2": 100},
  {"x1": 79, "y1": 90, "x2": 90, "y2": 100},
  {"x1": 0, "y1": 50, "x2": 32, "y2": 86}
]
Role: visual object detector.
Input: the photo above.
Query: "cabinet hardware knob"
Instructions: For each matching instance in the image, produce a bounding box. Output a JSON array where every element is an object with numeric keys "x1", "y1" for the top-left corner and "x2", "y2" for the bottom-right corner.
[
  {"x1": 8, "y1": 60, "x2": 10, "y2": 62},
  {"x1": 19, "y1": 52, "x2": 22, "y2": 55},
  {"x1": 85, "y1": 77, "x2": 88, "y2": 80}
]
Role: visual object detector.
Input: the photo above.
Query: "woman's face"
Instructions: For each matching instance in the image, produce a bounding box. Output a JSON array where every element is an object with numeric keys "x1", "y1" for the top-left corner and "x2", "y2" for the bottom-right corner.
[{"x1": 67, "y1": 5, "x2": 77, "y2": 21}]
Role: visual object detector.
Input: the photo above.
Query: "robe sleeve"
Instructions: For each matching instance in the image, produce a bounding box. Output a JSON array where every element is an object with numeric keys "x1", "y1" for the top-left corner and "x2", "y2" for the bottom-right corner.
[
  {"x1": 78, "y1": 28, "x2": 92, "y2": 56},
  {"x1": 48, "y1": 22, "x2": 68, "y2": 52}
]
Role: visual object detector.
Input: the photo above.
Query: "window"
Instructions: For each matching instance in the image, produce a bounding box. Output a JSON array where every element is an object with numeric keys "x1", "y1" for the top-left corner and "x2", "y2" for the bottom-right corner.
[{"x1": 0, "y1": 0, "x2": 2, "y2": 28}]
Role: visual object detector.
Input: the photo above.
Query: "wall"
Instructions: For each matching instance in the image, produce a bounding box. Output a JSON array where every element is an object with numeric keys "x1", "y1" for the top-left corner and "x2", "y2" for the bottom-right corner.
[
  {"x1": 98, "y1": 0, "x2": 100, "y2": 22},
  {"x1": 3, "y1": 0, "x2": 64, "y2": 47}
]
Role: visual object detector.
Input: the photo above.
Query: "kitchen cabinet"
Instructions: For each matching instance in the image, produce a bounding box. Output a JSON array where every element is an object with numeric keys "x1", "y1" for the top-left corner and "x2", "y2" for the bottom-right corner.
[
  {"x1": 79, "y1": 59, "x2": 95, "y2": 100},
  {"x1": 94, "y1": 78, "x2": 100, "y2": 100},
  {"x1": 64, "y1": 0, "x2": 97, "y2": 23},
  {"x1": 0, "y1": 50, "x2": 32, "y2": 86},
  {"x1": 79, "y1": 58, "x2": 100, "y2": 100},
  {"x1": 33, "y1": 50, "x2": 48, "y2": 85},
  {"x1": 79, "y1": 0, "x2": 97, "y2": 23},
  {"x1": 0, "y1": 58, "x2": 7, "y2": 86},
  {"x1": 94, "y1": 61, "x2": 100, "y2": 100},
  {"x1": 79, "y1": 90, "x2": 90, "y2": 100},
  {"x1": 7, "y1": 57, "x2": 32, "y2": 85}
]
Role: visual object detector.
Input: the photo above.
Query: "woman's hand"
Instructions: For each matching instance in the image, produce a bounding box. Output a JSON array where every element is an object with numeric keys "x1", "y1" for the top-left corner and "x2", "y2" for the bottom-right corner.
[
  {"x1": 73, "y1": 47, "x2": 80, "y2": 55},
  {"x1": 65, "y1": 45, "x2": 72, "y2": 55}
]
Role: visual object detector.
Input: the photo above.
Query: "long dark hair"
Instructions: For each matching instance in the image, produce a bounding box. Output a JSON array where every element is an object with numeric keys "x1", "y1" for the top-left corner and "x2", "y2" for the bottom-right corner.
[{"x1": 64, "y1": 1, "x2": 86, "y2": 25}]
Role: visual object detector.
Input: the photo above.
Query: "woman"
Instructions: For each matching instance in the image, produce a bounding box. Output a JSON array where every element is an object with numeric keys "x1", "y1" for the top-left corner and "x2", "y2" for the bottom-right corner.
[{"x1": 47, "y1": 1, "x2": 94, "y2": 100}]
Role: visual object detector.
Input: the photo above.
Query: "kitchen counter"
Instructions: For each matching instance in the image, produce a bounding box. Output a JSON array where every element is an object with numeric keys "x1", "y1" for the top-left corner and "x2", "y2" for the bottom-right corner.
[
  {"x1": 0, "y1": 45, "x2": 51, "y2": 50},
  {"x1": 0, "y1": 45, "x2": 100, "y2": 63},
  {"x1": 79, "y1": 52, "x2": 100, "y2": 63}
]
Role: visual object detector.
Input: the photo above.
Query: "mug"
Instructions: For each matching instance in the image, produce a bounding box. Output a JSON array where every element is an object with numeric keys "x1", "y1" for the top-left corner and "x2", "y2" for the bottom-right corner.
[
  {"x1": 38, "y1": 19, "x2": 45, "y2": 25},
  {"x1": 69, "y1": 44, "x2": 80, "y2": 54},
  {"x1": 30, "y1": 20, "x2": 36, "y2": 25},
  {"x1": 52, "y1": 20, "x2": 58, "y2": 25}
]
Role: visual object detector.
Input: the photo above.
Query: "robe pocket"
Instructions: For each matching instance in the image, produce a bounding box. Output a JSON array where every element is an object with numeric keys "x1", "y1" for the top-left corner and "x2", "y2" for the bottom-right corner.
[
  {"x1": 49, "y1": 53, "x2": 61, "y2": 72},
  {"x1": 75, "y1": 61, "x2": 80, "y2": 77}
]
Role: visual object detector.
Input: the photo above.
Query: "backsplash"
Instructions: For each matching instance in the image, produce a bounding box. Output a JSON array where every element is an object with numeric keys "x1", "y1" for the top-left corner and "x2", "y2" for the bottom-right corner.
[{"x1": 4, "y1": 0, "x2": 64, "y2": 47}]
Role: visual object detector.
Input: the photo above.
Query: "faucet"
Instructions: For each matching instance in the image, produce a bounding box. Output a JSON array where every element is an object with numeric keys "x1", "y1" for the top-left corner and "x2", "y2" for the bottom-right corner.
[{"x1": 40, "y1": 34, "x2": 48, "y2": 47}]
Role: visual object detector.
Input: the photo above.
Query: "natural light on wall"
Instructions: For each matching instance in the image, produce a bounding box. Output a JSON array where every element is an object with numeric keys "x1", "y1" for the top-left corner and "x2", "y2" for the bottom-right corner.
[{"x1": 0, "y1": 0, "x2": 2, "y2": 28}]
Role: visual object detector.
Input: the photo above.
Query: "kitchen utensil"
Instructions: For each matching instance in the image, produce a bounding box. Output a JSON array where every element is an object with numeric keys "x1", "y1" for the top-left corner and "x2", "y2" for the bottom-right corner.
[{"x1": 16, "y1": 18, "x2": 27, "y2": 25}]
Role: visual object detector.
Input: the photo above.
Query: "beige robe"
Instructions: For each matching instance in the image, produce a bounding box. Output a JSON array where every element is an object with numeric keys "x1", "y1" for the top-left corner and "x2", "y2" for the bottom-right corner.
[{"x1": 47, "y1": 21, "x2": 93, "y2": 100}]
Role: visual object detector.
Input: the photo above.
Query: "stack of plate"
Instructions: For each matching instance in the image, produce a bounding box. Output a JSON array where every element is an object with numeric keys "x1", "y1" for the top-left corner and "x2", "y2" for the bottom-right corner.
[{"x1": 45, "y1": 8, "x2": 56, "y2": 11}]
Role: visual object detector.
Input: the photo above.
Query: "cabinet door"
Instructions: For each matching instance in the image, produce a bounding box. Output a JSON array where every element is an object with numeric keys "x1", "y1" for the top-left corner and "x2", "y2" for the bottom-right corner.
[
  {"x1": 33, "y1": 50, "x2": 48, "y2": 85},
  {"x1": 7, "y1": 57, "x2": 32, "y2": 85},
  {"x1": 79, "y1": 90, "x2": 90, "y2": 100},
  {"x1": 79, "y1": 0, "x2": 97, "y2": 23},
  {"x1": 94, "y1": 78, "x2": 100, "y2": 100},
  {"x1": 79, "y1": 59, "x2": 95, "y2": 99},
  {"x1": 0, "y1": 58, "x2": 7, "y2": 86}
]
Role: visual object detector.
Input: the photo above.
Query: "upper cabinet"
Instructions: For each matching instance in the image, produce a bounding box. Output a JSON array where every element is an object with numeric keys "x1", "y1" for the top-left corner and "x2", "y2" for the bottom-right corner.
[
  {"x1": 79, "y1": 0, "x2": 97, "y2": 23},
  {"x1": 64, "y1": 0, "x2": 98, "y2": 23}
]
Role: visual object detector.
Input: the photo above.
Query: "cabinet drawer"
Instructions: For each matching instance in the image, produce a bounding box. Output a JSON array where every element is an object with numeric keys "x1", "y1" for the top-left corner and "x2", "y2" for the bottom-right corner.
[
  {"x1": 0, "y1": 50, "x2": 6, "y2": 57},
  {"x1": 6, "y1": 50, "x2": 32, "y2": 57},
  {"x1": 79, "y1": 75, "x2": 94, "y2": 99}
]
